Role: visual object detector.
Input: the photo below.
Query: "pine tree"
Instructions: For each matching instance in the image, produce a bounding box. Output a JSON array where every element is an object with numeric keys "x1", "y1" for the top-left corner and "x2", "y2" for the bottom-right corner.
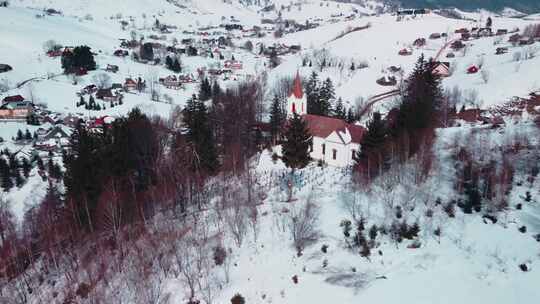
[
  {"x1": 21, "y1": 158, "x2": 31, "y2": 178},
  {"x1": 25, "y1": 129, "x2": 32, "y2": 141},
  {"x1": 15, "y1": 170, "x2": 24, "y2": 188},
  {"x1": 282, "y1": 113, "x2": 312, "y2": 171},
  {"x1": 333, "y1": 97, "x2": 346, "y2": 119},
  {"x1": 183, "y1": 95, "x2": 219, "y2": 173},
  {"x1": 350, "y1": 61, "x2": 355, "y2": 71},
  {"x1": 269, "y1": 95, "x2": 284, "y2": 141},
  {"x1": 0, "y1": 158, "x2": 13, "y2": 192},
  {"x1": 305, "y1": 71, "x2": 320, "y2": 115},
  {"x1": 16, "y1": 129, "x2": 23, "y2": 141},
  {"x1": 165, "y1": 56, "x2": 173, "y2": 69},
  {"x1": 318, "y1": 78, "x2": 335, "y2": 116},
  {"x1": 356, "y1": 112, "x2": 387, "y2": 179},
  {"x1": 346, "y1": 107, "x2": 356, "y2": 123},
  {"x1": 199, "y1": 78, "x2": 212, "y2": 101}
]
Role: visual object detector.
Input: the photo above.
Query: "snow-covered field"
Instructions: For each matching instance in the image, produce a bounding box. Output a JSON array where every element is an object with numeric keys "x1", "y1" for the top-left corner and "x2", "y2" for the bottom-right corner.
[{"x1": 1, "y1": 1, "x2": 540, "y2": 303}]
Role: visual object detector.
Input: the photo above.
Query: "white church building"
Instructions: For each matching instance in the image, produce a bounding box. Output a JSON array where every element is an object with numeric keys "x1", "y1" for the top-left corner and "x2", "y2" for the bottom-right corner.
[{"x1": 285, "y1": 73, "x2": 365, "y2": 167}]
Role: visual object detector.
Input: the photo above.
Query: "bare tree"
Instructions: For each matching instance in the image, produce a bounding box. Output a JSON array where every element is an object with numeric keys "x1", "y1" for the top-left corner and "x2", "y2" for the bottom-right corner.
[
  {"x1": 42, "y1": 39, "x2": 61, "y2": 53},
  {"x1": 288, "y1": 194, "x2": 320, "y2": 252},
  {"x1": 92, "y1": 73, "x2": 112, "y2": 89},
  {"x1": 480, "y1": 69, "x2": 490, "y2": 84},
  {"x1": 146, "y1": 68, "x2": 161, "y2": 102}
]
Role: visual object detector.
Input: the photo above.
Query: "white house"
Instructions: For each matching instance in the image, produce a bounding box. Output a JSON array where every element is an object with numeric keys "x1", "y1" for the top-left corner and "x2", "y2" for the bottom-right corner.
[{"x1": 284, "y1": 73, "x2": 365, "y2": 167}]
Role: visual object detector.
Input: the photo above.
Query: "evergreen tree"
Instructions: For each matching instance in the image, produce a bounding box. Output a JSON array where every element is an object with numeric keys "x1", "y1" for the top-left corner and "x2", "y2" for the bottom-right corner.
[
  {"x1": 199, "y1": 78, "x2": 212, "y2": 101},
  {"x1": 305, "y1": 71, "x2": 320, "y2": 115},
  {"x1": 21, "y1": 158, "x2": 31, "y2": 178},
  {"x1": 62, "y1": 45, "x2": 96, "y2": 73},
  {"x1": 165, "y1": 56, "x2": 173, "y2": 69},
  {"x1": 183, "y1": 95, "x2": 219, "y2": 173},
  {"x1": 172, "y1": 58, "x2": 182, "y2": 72},
  {"x1": 64, "y1": 123, "x2": 104, "y2": 232},
  {"x1": 333, "y1": 97, "x2": 346, "y2": 119},
  {"x1": 282, "y1": 112, "x2": 312, "y2": 171},
  {"x1": 36, "y1": 155, "x2": 45, "y2": 171},
  {"x1": 16, "y1": 129, "x2": 23, "y2": 141},
  {"x1": 318, "y1": 77, "x2": 335, "y2": 116},
  {"x1": 346, "y1": 107, "x2": 356, "y2": 124},
  {"x1": 269, "y1": 95, "x2": 285, "y2": 141},
  {"x1": 15, "y1": 170, "x2": 24, "y2": 188},
  {"x1": 394, "y1": 54, "x2": 443, "y2": 152},
  {"x1": 0, "y1": 158, "x2": 13, "y2": 192},
  {"x1": 24, "y1": 129, "x2": 32, "y2": 141},
  {"x1": 356, "y1": 112, "x2": 388, "y2": 179},
  {"x1": 350, "y1": 61, "x2": 355, "y2": 71}
]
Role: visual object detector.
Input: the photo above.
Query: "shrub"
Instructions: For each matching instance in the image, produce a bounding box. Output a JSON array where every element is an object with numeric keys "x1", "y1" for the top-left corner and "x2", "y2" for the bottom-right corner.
[
  {"x1": 321, "y1": 244, "x2": 328, "y2": 253},
  {"x1": 395, "y1": 206, "x2": 403, "y2": 219},
  {"x1": 292, "y1": 275, "x2": 298, "y2": 284},
  {"x1": 525, "y1": 191, "x2": 532, "y2": 202},
  {"x1": 518, "y1": 226, "x2": 527, "y2": 233},
  {"x1": 340, "y1": 219, "x2": 352, "y2": 238},
  {"x1": 231, "y1": 293, "x2": 245, "y2": 304},
  {"x1": 368, "y1": 225, "x2": 378, "y2": 241},
  {"x1": 444, "y1": 201, "x2": 456, "y2": 218},
  {"x1": 519, "y1": 263, "x2": 529, "y2": 272},
  {"x1": 213, "y1": 246, "x2": 227, "y2": 266}
]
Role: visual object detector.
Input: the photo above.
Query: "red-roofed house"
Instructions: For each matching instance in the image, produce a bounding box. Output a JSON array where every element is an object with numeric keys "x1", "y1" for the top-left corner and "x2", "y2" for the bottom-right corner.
[{"x1": 2, "y1": 95, "x2": 25, "y2": 103}]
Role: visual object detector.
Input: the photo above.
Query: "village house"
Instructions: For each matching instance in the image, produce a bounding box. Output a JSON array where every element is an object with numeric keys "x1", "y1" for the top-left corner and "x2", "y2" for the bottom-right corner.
[
  {"x1": 224, "y1": 60, "x2": 243, "y2": 70},
  {"x1": 284, "y1": 74, "x2": 365, "y2": 167},
  {"x1": 34, "y1": 125, "x2": 72, "y2": 151},
  {"x1": 96, "y1": 88, "x2": 120, "y2": 102},
  {"x1": 398, "y1": 48, "x2": 413, "y2": 56},
  {"x1": 106, "y1": 64, "x2": 119, "y2": 73},
  {"x1": 0, "y1": 63, "x2": 13, "y2": 73},
  {"x1": 160, "y1": 75, "x2": 182, "y2": 89},
  {"x1": 467, "y1": 65, "x2": 479, "y2": 74},
  {"x1": 496, "y1": 47, "x2": 508, "y2": 55},
  {"x1": 376, "y1": 75, "x2": 397, "y2": 86},
  {"x1": 413, "y1": 38, "x2": 426, "y2": 47},
  {"x1": 123, "y1": 78, "x2": 138, "y2": 91},
  {"x1": 429, "y1": 61, "x2": 450, "y2": 77},
  {"x1": 0, "y1": 100, "x2": 33, "y2": 119},
  {"x1": 2, "y1": 95, "x2": 25, "y2": 103}
]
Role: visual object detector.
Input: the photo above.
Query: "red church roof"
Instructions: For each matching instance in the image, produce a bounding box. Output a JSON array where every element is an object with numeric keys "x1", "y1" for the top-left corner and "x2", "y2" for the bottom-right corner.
[
  {"x1": 302, "y1": 114, "x2": 365, "y2": 144},
  {"x1": 290, "y1": 71, "x2": 303, "y2": 99}
]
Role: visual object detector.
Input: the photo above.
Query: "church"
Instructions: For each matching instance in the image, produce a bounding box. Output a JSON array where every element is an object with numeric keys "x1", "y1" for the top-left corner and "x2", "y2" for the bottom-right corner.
[{"x1": 286, "y1": 73, "x2": 365, "y2": 167}]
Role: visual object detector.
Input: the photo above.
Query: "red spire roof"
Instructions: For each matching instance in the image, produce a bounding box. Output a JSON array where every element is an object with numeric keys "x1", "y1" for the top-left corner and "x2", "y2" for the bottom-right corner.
[{"x1": 290, "y1": 71, "x2": 303, "y2": 99}]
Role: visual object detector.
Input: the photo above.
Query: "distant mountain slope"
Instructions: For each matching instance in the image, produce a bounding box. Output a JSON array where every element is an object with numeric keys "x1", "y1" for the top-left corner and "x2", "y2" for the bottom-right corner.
[{"x1": 396, "y1": 0, "x2": 540, "y2": 13}]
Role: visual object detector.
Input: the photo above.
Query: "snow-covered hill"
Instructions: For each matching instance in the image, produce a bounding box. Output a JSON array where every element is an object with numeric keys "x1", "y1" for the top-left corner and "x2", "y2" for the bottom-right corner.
[{"x1": 1, "y1": 1, "x2": 540, "y2": 303}]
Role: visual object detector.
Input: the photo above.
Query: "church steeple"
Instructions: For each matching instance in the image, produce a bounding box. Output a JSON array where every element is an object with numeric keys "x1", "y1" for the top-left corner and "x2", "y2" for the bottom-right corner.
[
  {"x1": 290, "y1": 71, "x2": 303, "y2": 99},
  {"x1": 286, "y1": 71, "x2": 307, "y2": 118}
]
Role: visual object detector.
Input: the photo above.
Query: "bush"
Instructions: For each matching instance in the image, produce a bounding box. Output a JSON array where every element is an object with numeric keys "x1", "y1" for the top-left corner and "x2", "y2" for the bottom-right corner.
[
  {"x1": 321, "y1": 244, "x2": 328, "y2": 253},
  {"x1": 368, "y1": 225, "x2": 378, "y2": 241},
  {"x1": 340, "y1": 219, "x2": 352, "y2": 238},
  {"x1": 518, "y1": 226, "x2": 527, "y2": 233},
  {"x1": 444, "y1": 201, "x2": 456, "y2": 218},
  {"x1": 231, "y1": 294, "x2": 245, "y2": 304},
  {"x1": 213, "y1": 246, "x2": 227, "y2": 266}
]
